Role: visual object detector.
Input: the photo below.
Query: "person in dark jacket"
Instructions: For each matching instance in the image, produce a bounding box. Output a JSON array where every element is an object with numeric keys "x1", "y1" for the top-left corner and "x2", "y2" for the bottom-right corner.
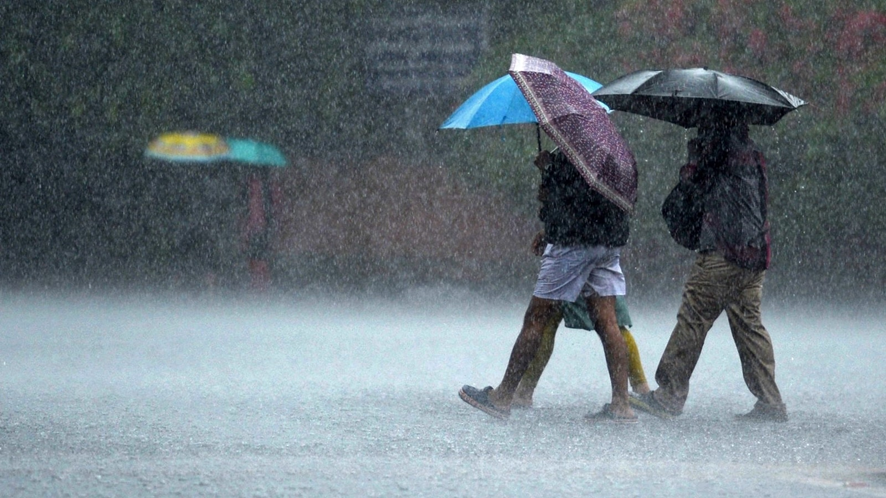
[
  {"x1": 511, "y1": 177, "x2": 651, "y2": 408},
  {"x1": 630, "y1": 114, "x2": 787, "y2": 422},
  {"x1": 459, "y1": 149, "x2": 637, "y2": 422}
]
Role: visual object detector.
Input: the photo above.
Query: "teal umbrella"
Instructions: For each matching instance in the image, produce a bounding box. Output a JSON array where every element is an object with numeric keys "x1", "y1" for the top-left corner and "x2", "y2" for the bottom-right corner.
[{"x1": 226, "y1": 138, "x2": 288, "y2": 167}]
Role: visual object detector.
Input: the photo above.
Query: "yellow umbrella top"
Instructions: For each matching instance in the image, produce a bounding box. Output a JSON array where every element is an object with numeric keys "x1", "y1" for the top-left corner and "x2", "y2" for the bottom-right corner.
[{"x1": 145, "y1": 132, "x2": 231, "y2": 162}]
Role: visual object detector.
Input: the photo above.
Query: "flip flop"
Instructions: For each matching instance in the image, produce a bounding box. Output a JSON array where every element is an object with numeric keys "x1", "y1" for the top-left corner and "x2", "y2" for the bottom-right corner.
[
  {"x1": 584, "y1": 403, "x2": 638, "y2": 424},
  {"x1": 458, "y1": 385, "x2": 510, "y2": 420}
]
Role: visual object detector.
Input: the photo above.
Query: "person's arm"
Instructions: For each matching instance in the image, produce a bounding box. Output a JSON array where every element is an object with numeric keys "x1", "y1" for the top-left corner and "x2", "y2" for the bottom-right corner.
[
  {"x1": 535, "y1": 150, "x2": 554, "y2": 247},
  {"x1": 534, "y1": 150, "x2": 553, "y2": 171},
  {"x1": 680, "y1": 138, "x2": 701, "y2": 182},
  {"x1": 531, "y1": 230, "x2": 546, "y2": 257}
]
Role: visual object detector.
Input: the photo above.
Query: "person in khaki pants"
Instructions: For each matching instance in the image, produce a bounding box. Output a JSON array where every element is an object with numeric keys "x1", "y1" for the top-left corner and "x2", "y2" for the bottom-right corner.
[{"x1": 630, "y1": 114, "x2": 787, "y2": 422}]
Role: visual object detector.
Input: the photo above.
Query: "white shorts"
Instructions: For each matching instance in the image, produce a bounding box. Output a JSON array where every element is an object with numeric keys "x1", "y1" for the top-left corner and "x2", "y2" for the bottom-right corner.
[{"x1": 533, "y1": 244, "x2": 625, "y2": 302}]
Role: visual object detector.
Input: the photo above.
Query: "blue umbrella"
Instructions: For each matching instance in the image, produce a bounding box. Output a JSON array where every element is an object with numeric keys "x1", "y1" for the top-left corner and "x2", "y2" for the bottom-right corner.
[
  {"x1": 440, "y1": 72, "x2": 608, "y2": 150},
  {"x1": 441, "y1": 72, "x2": 606, "y2": 129}
]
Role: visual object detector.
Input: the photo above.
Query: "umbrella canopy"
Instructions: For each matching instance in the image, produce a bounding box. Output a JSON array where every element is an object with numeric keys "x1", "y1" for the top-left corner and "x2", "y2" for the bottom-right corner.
[
  {"x1": 145, "y1": 132, "x2": 287, "y2": 167},
  {"x1": 592, "y1": 68, "x2": 806, "y2": 128},
  {"x1": 509, "y1": 54, "x2": 637, "y2": 213},
  {"x1": 226, "y1": 139, "x2": 288, "y2": 167},
  {"x1": 440, "y1": 72, "x2": 606, "y2": 129}
]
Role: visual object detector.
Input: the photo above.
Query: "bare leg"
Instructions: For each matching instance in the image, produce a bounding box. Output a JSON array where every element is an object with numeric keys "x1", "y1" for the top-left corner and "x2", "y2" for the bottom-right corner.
[
  {"x1": 514, "y1": 304, "x2": 649, "y2": 406},
  {"x1": 589, "y1": 295, "x2": 633, "y2": 417},
  {"x1": 513, "y1": 305, "x2": 563, "y2": 407},
  {"x1": 487, "y1": 296, "x2": 561, "y2": 410}
]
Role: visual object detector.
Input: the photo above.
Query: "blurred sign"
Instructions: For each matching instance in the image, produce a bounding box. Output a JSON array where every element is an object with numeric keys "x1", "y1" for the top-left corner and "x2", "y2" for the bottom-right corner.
[{"x1": 364, "y1": 5, "x2": 488, "y2": 95}]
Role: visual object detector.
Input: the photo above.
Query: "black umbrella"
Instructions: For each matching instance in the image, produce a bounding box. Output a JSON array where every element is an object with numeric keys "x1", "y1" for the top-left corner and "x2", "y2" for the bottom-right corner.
[{"x1": 592, "y1": 68, "x2": 806, "y2": 127}]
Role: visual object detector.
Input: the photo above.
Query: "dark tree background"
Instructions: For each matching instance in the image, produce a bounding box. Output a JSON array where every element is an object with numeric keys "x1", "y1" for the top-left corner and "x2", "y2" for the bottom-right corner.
[{"x1": 1, "y1": 0, "x2": 884, "y2": 303}]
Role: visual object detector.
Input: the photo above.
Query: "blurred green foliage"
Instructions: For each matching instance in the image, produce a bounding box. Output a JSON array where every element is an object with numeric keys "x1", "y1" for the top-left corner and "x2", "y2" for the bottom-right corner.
[{"x1": 0, "y1": 0, "x2": 884, "y2": 299}]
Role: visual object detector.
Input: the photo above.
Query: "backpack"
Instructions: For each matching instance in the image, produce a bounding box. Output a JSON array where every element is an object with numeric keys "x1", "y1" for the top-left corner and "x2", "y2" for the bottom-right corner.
[{"x1": 661, "y1": 178, "x2": 707, "y2": 250}]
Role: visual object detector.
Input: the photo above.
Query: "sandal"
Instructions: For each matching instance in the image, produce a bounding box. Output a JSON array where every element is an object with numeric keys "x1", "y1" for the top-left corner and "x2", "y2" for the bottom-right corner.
[{"x1": 458, "y1": 385, "x2": 510, "y2": 420}]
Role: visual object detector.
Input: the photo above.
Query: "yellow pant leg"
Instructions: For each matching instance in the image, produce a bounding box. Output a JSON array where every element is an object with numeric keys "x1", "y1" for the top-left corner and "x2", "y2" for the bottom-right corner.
[{"x1": 621, "y1": 326, "x2": 648, "y2": 391}]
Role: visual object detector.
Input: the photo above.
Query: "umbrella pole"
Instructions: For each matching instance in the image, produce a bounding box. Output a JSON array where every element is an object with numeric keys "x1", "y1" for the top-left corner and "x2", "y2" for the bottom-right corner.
[{"x1": 536, "y1": 123, "x2": 541, "y2": 152}]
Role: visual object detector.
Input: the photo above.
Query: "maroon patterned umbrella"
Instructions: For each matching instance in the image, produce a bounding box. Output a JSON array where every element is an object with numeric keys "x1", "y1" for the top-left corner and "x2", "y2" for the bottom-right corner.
[{"x1": 509, "y1": 54, "x2": 637, "y2": 213}]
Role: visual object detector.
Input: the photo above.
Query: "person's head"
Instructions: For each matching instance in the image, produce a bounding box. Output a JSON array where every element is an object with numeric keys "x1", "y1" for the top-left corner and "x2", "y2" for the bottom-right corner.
[
  {"x1": 694, "y1": 109, "x2": 750, "y2": 168},
  {"x1": 698, "y1": 108, "x2": 748, "y2": 136},
  {"x1": 697, "y1": 108, "x2": 748, "y2": 140}
]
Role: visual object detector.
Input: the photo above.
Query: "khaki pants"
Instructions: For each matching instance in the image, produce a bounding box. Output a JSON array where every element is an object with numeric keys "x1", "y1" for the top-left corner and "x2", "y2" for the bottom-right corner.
[{"x1": 654, "y1": 252, "x2": 785, "y2": 413}]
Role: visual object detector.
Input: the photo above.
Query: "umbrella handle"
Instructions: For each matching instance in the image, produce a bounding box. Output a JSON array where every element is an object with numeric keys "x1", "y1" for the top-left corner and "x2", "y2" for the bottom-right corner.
[{"x1": 536, "y1": 123, "x2": 541, "y2": 152}]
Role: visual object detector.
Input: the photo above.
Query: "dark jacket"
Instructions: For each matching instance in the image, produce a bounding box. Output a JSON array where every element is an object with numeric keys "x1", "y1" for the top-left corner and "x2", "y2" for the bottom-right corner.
[
  {"x1": 694, "y1": 128, "x2": 770, "y2": 270},
  {"x1": 538, "y1": 150, "x2": 629, "y2": 248}
]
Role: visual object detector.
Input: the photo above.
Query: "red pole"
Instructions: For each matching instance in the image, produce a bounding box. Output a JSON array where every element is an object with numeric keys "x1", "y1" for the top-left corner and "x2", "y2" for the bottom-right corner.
[{"x1": 245, "y1": 172, "x2": 270, "y2": 291}]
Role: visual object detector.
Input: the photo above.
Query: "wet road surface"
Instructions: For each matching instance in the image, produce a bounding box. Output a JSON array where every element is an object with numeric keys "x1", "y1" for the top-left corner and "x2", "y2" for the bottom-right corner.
[{"x1": 1, "y1": 292, "x2": 884, "y2": 496}]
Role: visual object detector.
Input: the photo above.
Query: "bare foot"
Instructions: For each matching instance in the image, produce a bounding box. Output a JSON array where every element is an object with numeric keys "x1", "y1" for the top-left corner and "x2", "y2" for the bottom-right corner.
[
  {"x1": 486, "y1": 388, "x2": 512, "y2": 412},
  {"x1": 511, "y1": 395, "x2": 533, "y2": 409},
  {"x1": 607, "y1": 400, "x2": 635, "y2": 418}
]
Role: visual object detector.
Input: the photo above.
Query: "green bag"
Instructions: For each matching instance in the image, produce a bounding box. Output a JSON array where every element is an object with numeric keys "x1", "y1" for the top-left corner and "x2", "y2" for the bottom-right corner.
[{"x1": 561, "y1": 295, "x2": 632, "y2": 331}]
